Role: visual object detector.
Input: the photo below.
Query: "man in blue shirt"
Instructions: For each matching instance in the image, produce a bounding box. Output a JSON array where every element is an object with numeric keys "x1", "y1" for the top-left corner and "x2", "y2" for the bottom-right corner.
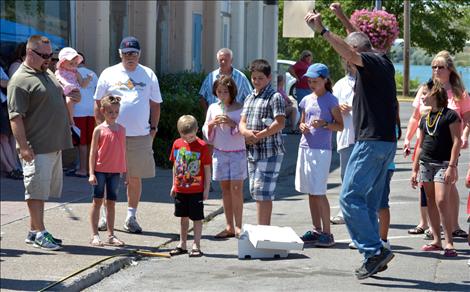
[{"x1": 199, "y1": 48, "x2": 252, "y2": 113}]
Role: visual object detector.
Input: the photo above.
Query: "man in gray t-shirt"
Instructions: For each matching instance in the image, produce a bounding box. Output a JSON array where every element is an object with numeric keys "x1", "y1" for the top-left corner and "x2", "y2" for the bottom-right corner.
[{"x1": 8, "y1": 35, "x2": 73, "y2": 251}]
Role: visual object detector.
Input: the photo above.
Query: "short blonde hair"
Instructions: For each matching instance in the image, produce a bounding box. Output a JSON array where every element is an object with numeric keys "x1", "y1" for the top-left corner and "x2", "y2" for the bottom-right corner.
[
  {"x1": 177, "y1": 115, "x2": 198, "y2": 135},
  {"x1": 100, "y1": 95, "x2": 121, "y2": 108},
  {"x1": 26, "y1": 35, "x2": 50, "y2": 50}
]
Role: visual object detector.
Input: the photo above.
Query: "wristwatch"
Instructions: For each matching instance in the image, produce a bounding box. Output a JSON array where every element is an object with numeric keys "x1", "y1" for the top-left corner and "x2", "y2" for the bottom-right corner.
[
  {"x1": 322, "y1": 122, "x2": 329, "y2": 128},
  {"x1": 150, "y1": 126, "x2": 158, "y2": 131},
  {"x1": 320, "y1": 27, "x2": 329, "y2": 36}
]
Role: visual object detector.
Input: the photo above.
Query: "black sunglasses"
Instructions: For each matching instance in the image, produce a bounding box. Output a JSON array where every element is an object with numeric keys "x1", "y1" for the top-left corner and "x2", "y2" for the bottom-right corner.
[
  {"x1": 431, "y1": 65, "x2": 445, "y2": 70},
  {"x1": 31, "y1": 49, "x2": 54, "y2": 59},
  {"x1": 122, "y1": 51, "x2": 139, "y2": 57}
]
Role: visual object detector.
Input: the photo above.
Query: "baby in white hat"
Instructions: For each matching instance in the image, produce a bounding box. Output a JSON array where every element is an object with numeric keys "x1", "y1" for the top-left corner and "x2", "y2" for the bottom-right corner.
[{"x1": 55, "y1": 47, "x2": 92, "y2": 128}]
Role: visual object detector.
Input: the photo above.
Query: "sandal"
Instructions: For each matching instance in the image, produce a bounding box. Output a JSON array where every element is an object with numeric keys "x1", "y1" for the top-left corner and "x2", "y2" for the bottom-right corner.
[
  {"x1": 90, "y1": 235, "x2": 104, "y2": 247},
  {"x1": 407, "y1": 226, "x2": 425, "y2": 234},
  {"x1": 443, "y1": 248, "x2": 457, "y2": 257},
  {"x1": 423, "y1": 229, "x2": 434, "y2": 240},
  {"x1": 451, "y1": 229, "x2": 468, "y2": 238},
  {"x1": 421, "y1": 243, "x2": 443, "y2": 251},
  {"x1": 105, "y1": 235, "x2": 125, "y2": 246},
  {"x1": 189, "y1": 248, "x2": 203, "y2": 257},
  {"x1": 169, "y1": 247, "x2": 188, "y2": 256},
  {"x1": 214, "y1": 230, "x2": 235, "y2": 239}
]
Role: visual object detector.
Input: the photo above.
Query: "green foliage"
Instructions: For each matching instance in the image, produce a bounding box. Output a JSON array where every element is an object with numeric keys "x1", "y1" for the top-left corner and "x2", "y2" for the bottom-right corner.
[
  {"x1": 381, "y1": 0, "x2": 470, "y2": 55},
  {"x1": 395, "y1": 71, "x2": 420, "y2": 90},
  {"x1": 154, "y1": 72, "x2": 206, "y2": 168}
]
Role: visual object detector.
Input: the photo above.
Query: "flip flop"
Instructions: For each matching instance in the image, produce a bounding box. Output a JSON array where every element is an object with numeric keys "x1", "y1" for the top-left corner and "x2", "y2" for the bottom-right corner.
[
  {"x1": 169, "y1": 247, "x2": 188, "y2": 256},
  {"x1": 443, "y1": 248, "x2": 457, "y2": 257},
  {"x1": 421, "y1": 243, "x2": 443, "y2": 251},
  {"x1": 452, "y1": 229, "x2": 468, "y2": 238},
  {"x1": 189, "y1": 248, "x2": 203, "y2": 257},
  {"x1": 214, "y1": 230, "x2": 235, "y2": 239},
  {"x1": 407, "y1": 226, "x2": 425, "y2": 234}
]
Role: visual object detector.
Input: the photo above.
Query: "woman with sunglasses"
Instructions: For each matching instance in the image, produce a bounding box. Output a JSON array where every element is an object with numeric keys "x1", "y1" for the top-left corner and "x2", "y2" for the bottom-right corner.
[
  {"x1": 431, "y1": 51, "x2": 470, "y2": 239},
  {"x1": 405, "y1": 51, "x2": 470, "y2": 239}
]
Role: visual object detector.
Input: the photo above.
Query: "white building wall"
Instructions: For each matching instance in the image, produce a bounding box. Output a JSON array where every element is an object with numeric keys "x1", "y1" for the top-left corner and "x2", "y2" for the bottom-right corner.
[
  {"x1": 244, "y1": 1, "x2": 264, "y2": 65},
  {"x1": 230, "y1": 1, "x2": 246, "y2": 70},
  {"x1": 75, "y1": 0, "x2": 110, "y2": 74}
]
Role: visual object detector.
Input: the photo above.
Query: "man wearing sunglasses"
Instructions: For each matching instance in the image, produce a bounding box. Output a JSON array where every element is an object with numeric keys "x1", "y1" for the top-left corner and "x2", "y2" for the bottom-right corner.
[
  {"x1": 7, "y1": 35, "x2": 73, "y2": 251},
  {"x1": 94, "y1": 36, "x2": 162, "y2": 234}
]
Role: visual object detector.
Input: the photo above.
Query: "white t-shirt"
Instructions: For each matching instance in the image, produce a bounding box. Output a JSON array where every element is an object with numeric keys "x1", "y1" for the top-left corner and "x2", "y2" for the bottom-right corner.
[
  {"x1": 74, "y1": 66, "x2": 98, "y2": 117},
  {"x1": 333, "y1": 74, "x2": 355, "y2": 151},
  {"x1": 94, "y1": 63, "x2": 163, "y2": 136}
]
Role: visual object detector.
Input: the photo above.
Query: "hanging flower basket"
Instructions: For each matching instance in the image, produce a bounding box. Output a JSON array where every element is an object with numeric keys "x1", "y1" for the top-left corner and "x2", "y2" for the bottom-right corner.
[{"x1": 350, "y1": 9, "x2": 399, "y2": 52}]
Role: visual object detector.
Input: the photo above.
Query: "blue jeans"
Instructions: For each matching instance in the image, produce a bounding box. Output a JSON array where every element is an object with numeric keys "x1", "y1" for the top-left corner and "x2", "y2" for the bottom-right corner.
[
  {"x1": 93, "y1": 172, "x2": 121, "y2": 201},
  {"x1": 339, "y1": 141, "x2": 396, "y2": 259}
]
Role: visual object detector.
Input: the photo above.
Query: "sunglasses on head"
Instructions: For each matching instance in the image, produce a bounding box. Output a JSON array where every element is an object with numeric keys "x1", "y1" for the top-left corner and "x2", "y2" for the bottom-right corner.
[
  {"x1": 108, "y1": 95, "x2": 121, "y2": 103},
  {"x1": 431, "y1": 65, "x2": 445, "y2": 70},
  {"x1": 31, "y1": 49, "x2": 54, "y2": 59}
]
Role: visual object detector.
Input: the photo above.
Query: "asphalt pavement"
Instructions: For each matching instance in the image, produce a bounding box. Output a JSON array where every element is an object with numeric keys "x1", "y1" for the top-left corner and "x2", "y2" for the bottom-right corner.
[{"x1": 1, "y1": 102, "x2": 469, "y2": 291}]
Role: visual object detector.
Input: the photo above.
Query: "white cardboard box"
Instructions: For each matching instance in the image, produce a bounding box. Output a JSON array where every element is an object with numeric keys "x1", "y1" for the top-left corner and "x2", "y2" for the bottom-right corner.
[{"x1": 238, "y1": 224, "x2": 304, "y2": 259}]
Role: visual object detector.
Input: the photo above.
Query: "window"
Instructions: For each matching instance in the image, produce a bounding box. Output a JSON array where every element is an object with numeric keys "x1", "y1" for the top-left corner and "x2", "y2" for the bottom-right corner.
[{"x1": 0, "y1": 0, "x2": 70, "y2": 64}]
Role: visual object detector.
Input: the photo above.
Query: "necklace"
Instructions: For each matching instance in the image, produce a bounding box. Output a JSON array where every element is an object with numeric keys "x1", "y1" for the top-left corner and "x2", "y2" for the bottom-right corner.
[{"x1": 425, "y1": 108, "x2": 443, "y2": 136}]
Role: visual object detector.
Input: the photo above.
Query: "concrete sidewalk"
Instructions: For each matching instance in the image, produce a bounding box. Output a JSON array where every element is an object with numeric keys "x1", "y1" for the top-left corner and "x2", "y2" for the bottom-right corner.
[
  {"x1": 0, "y1": 131, "x2": 305, "y2": 291},
  {"x1": 1, "y1": 113, "x2": 470, "y2": 291}
]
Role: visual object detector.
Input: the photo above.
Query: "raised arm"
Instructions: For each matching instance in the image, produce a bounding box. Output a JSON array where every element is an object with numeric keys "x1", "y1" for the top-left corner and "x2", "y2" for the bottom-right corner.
[
  {"x1": 305, "y1": 11, "x2": 363, "y2": 67},
  {"x1": 329, "y1": 2, "x2": 359, "y2": 35}
]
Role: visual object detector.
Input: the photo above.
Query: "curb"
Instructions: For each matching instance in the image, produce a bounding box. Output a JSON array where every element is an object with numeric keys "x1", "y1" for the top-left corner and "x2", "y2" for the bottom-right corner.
[
  {"x1": 54, "y1": 205, "x2": 224, "y2": 291},
  {"x1": 59, "y1": 256, "x2": 136, "y2": 291}
]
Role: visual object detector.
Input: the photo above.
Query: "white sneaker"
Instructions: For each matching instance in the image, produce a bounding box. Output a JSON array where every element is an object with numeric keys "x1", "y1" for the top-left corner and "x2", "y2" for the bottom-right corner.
[
  {"x1": 123, "y1": 216, "x2": 142, "y2": 233},
  {"x1": 98, "y1": 216, "x2": 107, "y2": 231},
  {"x1": 348, "y1": 241, "x2": 357, "y2": 249},
  {"x1": 381, "y1": 239, "x2": 391, "y2": 250}
]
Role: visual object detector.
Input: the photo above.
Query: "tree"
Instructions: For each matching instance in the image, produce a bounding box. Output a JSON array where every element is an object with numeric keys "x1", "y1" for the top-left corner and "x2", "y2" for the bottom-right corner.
[{"x1": 278, "y1": 0, "x2": 470, "y2": 81}]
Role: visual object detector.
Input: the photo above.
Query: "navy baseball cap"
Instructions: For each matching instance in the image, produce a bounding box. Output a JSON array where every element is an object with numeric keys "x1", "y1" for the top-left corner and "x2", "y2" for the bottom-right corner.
[
  {"x1": 119, "y1": 36, "x2": 140, "y2": 53},
  {"x1": 304, "y1": 63, "x2": 330, "y2": 79}
]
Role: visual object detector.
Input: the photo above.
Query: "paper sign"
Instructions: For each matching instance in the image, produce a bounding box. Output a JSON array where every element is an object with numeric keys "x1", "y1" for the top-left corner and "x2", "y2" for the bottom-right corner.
[{"x1": 282, "y1": 0, "x2": 316, "y2": 38}]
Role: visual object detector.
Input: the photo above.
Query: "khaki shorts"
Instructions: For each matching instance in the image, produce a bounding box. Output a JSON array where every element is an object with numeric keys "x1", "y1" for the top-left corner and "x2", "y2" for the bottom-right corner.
[
  {"x1": 22, "y1": 151, "x2": 63, "y2": 201},
  {"x1": 126, "y1": 135, "x2": 155, "y2": 178}
]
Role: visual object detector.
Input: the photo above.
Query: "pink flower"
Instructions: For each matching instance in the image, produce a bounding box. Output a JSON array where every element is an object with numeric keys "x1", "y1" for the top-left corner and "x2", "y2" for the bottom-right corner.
[{"x1": 350, "y1": 9, "x2": 399, "y2": 52}]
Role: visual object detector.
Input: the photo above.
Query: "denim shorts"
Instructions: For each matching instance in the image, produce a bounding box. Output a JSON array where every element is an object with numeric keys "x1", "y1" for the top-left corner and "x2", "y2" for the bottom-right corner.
[
  {"x1": 247, "y1": 154, "x2": 283, "y2": 201},
  {"x1": 379, "y1": 170, "x2": 394, "y2": 209},
  {"x1": 93, "y1": 172, "x2": 120, "y2": 201},
  {"x1": 212, "y1": 149, "x2": 247, "y2": 181},
  {"x1": 419, "y1": 161, "x2": 448, "y2": 183}
]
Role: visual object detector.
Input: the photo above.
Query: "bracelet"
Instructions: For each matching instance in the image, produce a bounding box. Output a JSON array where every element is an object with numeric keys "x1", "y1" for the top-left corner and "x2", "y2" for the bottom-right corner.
[
  {"x1": 150, "y1": 126, "x2": 158, "y2": 131},
  {"x1": 322, "y1": 122, "x2": 328, "y2": 128},
  {"x1": 448, "y1": 164, "x2": 457, "y2": 168},
  {"x1": 320, "y1": 27, "x2": 329, "y2": 36}
]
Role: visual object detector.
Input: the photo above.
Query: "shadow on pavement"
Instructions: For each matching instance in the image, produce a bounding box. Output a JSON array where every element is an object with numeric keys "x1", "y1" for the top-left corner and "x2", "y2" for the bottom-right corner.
[
  {"x1": 363, "y1": 276, "x2": 470, "y2": 291},
  {"x1": 0, "y1": 278, "x2": 54, "y2": 291}
]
